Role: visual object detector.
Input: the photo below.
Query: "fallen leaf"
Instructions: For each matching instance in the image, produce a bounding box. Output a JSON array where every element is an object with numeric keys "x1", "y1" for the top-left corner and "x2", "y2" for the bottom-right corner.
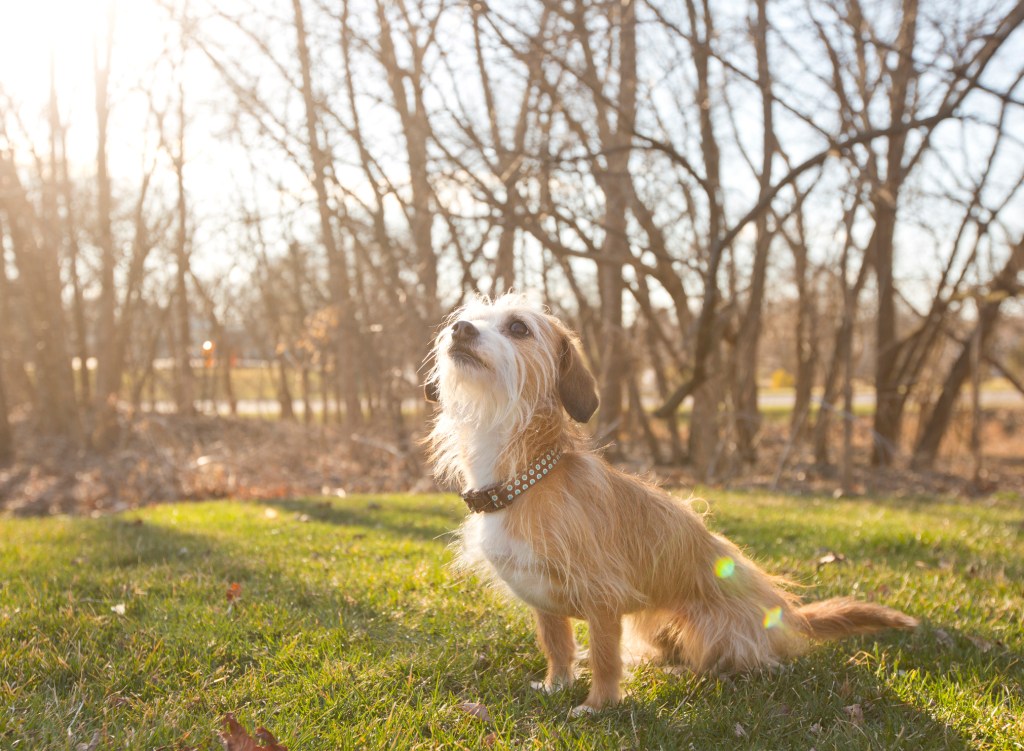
[
  {"x1": 816, "y1": 551, "x2": 847, "y2": 569},
  {"x1": 809, "y1": 722, "x2": 822, "y2": 735},
  {"x1": 734, "y1": 722, "x2": 747, "y2": 738},
  {"x1": 843, "y1": 704, "x2": 864, "y2": 726},
  {"x1": 866, "y1": 584, "x2": 889, "y2": 601},
  {"x1": 75, "y1": 730, "x2": 102, "y2": 751},
  {"x1": 218, "y1": 713, "x2": 287, "y2": 751},
  {"x1": 483, "y1": 732, "x2": 498, "y2": 747},
  {"x1": 456, "y1": 702, "x2": 491, "y2": 722},
  {"x1": 934, "y1": 628, "x2": 954, "y2": 649},
  {"x1": 966, "y1": 634, "x2": 996, "y2": 653},
  {"x1": 111, "y1": 603, "x2": 126, "y2": 616},
  {"x1": 226, "y1": 583, "x2": 243, "y2": 603}
]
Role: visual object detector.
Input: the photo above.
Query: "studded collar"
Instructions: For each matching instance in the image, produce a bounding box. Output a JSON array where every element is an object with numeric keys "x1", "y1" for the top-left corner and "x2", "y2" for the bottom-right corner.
[{"x1": 460, "y1": 449, "x2": 562, "y2": 513}]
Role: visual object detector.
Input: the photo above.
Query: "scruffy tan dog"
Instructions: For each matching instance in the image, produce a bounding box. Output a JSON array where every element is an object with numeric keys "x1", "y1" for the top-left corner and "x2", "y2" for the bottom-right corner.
[{"x1": 425, "y1": 294, "x2": 916, "y2": 715}]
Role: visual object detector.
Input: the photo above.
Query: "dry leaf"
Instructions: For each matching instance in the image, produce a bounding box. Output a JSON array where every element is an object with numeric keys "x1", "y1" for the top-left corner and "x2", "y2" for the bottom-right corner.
[
  {"x1": 218, "y1": 713, "x2": 287, "y2": 751},
  {"x1": 866, "y1": 584, "x2": 889, "y2": 601},
  {"x1": 966, "y1": 634, "x2": 997, "y2": 653},
  {"x1": 483, "y1": 732, "x2": 498, "y2": 747},
  {"x1": 843, "y1": 704, "x2": 864, "y2": 726},
  {"x1": 75, "y1": 730, "x2": 102, "y2": 751},
  {"x1": 816, "y1": 551, "x2": 847, "y2": 570},
  {"x1": 111, "y1": 603, "x2": 126, "y2": 616},
  {"x1": 456, "y1": 702, "x2": 492, "y2": 722},
  {"x1": 934, "y1": 628, "x2": 954, "y2": 649},
  {"x1": 733, "y1": 722, "x2": 747, "y2": 738},
  {"x1": 226, "y1": 583, "x2": 243, "y2": 603}
]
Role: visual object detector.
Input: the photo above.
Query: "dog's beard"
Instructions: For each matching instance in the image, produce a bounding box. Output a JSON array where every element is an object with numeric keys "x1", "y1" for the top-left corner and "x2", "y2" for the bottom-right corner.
[
  {"x1": 438, "y1": 352, "x2": 516, "y2": 426},
  {"x1": 427, "y1": 307, "x2": 567, "y2": 490},
  {"x1": 447, "y1": 343, "x2": 486, "y2": 369}
]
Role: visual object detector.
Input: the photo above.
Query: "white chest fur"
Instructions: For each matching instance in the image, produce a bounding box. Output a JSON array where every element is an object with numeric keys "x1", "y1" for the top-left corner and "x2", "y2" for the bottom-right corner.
[{"x1": 462, "y1": 511, "x2": 559, "y2": 612}]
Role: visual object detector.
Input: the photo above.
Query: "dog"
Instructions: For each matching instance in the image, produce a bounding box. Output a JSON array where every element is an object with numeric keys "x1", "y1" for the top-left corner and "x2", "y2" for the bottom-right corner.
[{"x1": 424, "y1": 293, "x2": 917, "y2": 715}]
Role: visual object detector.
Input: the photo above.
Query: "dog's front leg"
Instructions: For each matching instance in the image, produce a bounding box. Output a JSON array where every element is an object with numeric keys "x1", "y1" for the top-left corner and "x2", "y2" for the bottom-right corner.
[
  {"x1": 573, "y1": 611, "x2": 623, "y2": 715},
  {"x1": 533, "y1": 610, "x2": 575, "y2": 693}
]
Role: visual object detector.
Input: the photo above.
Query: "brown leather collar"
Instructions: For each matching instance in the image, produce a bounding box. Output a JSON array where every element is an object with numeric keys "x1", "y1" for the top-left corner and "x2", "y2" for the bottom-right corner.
[{"x1": 460, "y1": 449, "x2": 562, "y2": 513}]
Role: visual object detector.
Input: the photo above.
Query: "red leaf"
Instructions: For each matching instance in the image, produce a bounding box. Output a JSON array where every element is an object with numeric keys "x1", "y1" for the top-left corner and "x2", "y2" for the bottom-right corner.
[
  {"x1": 226, "y1": 583, "x2": 243, "y2": 603},
  {"x1": 218, "y1": 714, "x2": 287, "y2": 751}
]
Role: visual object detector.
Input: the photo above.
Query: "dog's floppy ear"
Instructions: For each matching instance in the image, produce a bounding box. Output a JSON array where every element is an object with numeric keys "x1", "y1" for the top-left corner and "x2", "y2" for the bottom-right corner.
[{"x1": 558, "y1": 336, "x2": 599, "y2": 423}]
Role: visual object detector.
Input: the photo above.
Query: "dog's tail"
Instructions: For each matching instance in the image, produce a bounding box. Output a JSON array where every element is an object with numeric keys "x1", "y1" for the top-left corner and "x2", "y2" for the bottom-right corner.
[{"x1": 796, "y1": 597, "x2": 918, "y2": 641}]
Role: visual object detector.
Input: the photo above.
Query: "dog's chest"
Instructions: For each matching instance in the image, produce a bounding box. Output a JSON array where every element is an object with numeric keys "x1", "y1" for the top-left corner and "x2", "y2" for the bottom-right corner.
[{"x1": 467, "y1": 512, "x2": 559, "y2": 612}]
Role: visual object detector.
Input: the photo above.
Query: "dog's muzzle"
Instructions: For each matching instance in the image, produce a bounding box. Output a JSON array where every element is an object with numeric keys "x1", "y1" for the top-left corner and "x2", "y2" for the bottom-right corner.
[{"x1": 447, "y1": 320, "x2": 484, "y2": 367}]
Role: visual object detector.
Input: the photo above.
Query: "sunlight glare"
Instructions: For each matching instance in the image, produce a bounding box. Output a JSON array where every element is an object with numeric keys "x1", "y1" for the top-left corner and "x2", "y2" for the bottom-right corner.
[{"x1": 0, "y1": 0, "x2": 194, "y2": 174}]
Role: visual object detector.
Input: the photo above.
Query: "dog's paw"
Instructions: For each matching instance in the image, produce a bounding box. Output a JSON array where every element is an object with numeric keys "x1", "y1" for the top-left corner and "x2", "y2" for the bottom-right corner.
[
  {"x1": 530, "y1": 679, "x2": 570, "y2": 694},
  {"x1": 569, "y1": 704, "x2": 597, "y2": 718}
]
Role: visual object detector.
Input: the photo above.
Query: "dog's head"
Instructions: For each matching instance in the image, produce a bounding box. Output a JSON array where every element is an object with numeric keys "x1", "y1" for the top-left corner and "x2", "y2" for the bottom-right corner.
[{"x1": 425, "y1": 294, "x2": 599, "y2": 426}]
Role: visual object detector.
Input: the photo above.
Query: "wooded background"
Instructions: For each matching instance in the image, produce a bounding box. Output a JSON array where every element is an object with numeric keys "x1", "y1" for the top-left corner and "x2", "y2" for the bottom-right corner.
[{"x1": 1, "y1": 0, "x2": 1023, "y2": 504}]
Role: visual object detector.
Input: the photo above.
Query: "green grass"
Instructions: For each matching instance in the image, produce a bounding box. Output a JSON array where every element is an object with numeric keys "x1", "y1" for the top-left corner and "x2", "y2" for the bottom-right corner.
[{"x1": 1, "y1": 492, "x2": 1022, "y2": 750}]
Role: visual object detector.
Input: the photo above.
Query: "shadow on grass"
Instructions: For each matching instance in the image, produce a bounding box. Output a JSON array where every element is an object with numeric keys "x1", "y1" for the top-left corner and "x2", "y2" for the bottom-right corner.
[
  {"x1": 64, "y1": 515, "x2": 423, "y2": 649},
  {"x1": 602, "y1": 663, "x2": 973, "y2": 750},
  {"x1": 711, "y1": 509, "x2": 1024, "y2": 581},
  {"x1": 24, "y1": 505, "x2": 1018, "y2": 749},
  {"x1": 505, "y1": 622, "x2": 1013, "y2": 749},
  {"x1": 264, "y1": 496, "x2": 463, "y2": 545}
]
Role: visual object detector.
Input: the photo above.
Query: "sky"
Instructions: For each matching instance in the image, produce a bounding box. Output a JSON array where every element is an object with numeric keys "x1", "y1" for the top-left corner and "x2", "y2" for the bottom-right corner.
[{"x1": 2, "y1": 0, "x2": 1022, "y2": 317}]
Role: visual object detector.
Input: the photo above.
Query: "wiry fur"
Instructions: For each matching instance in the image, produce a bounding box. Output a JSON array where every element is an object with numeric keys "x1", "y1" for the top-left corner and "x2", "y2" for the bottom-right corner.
[{"x1": 425, "y1": 294, "x2": 918, "y2": 714}]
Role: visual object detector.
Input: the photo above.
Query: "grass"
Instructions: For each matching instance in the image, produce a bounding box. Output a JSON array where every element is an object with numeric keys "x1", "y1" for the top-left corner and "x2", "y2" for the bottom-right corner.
[{"x1": 1, "y1": 492, "x2": 1022, "y2": 750}]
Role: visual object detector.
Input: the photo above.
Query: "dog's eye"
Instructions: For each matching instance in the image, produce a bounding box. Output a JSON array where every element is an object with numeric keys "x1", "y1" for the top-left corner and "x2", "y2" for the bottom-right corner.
[{"x1": 508, "y1": 320, "x2": 530, "y2": 338}]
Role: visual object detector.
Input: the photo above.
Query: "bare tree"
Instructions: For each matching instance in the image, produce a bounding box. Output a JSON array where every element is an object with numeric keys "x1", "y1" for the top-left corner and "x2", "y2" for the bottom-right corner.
[
  {"x1": 913, "y1": 239, "x2": 1024, "y2": 468},
  {"x1": 0, "y1": 148, "x2": 80, "y2": 440},
  {"x1": 0, "y1": 231, "x2": 14, "y2": 463}
]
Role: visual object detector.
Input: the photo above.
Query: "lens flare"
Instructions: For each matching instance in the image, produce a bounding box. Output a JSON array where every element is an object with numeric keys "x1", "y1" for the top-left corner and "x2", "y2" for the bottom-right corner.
[
  {"x1": 763, "y1": 606, "x2": 783, "y2": 630},
  {"x1": 714, "y1": 556, "x2": 735, "y2": 578}
]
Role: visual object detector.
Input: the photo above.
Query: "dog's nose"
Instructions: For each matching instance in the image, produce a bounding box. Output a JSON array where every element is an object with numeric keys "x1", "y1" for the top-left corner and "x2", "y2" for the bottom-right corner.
[{"x1": 451, "y1": 320, "x2": 479, "y2": 341}]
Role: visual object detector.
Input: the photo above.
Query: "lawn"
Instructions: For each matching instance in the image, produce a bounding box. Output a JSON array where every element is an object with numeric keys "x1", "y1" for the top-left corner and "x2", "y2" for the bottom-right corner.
[{"x1": 1, "y1": 491, "x2": 1021, "y2": 750}]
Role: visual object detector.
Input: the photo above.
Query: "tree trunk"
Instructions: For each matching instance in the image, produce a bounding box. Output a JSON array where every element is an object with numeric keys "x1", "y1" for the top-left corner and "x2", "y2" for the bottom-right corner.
[
  {"x1": 871, "y1": 0, "x2": 919, "y2": 465},
  {"x1": 92, "y1": 19, "x2": 123, "y2": 446},
  {"x1": 293, "y1": 0, "x2": 361, "y2": 426},
  {"x1": 0, "y1": 353, "x2": 11, "y2": 465},
  {"x1": 0, "y1": 155, "x2": 80, "y2": 441},
  {"x1": 0, "y1": 242, "x2": 13, "y2": 463},
  {"x1": 813, "y1": 235, "x2": 870, "y2": 465},
  {"x1": 732, "y1": 0, "x2": 775, "y2": 463},
  {"x1": 277, "y1": 355, "x2": 295, "y2": 421},
  {"x1": 912, "y1": 240, "x2": 1022, "y2": 467},
  {"x1": 171, "y1": 81, "x2": 196, "y2": 417}
]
